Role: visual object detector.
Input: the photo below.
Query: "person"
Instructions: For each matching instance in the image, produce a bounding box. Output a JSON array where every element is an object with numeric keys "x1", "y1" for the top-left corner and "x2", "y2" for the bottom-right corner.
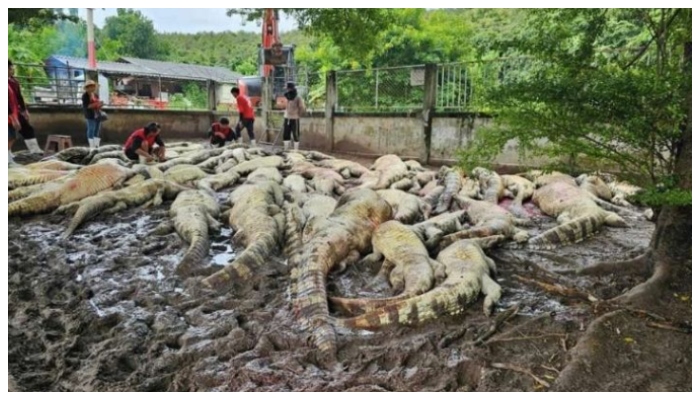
[
  {"x1": 282, "y1": 82, "x2": 306, "y2": 151},
  {"x1": 207, "y1": 117, "x2": 236, "y2": 148},
  {"x1": 81, "y1": 80, "x2": 104, "y2": 149},
  {"x1": 123, "y1": 122, "x2": 166, "y2": 164},
  {"x1": 230, "y1": 87, "x2": 256, "y2": 146},
  {"x1": 8, "y1": 83, "x2": 21, "y2": 166},
  {"x1": 8, "y1": 60, "x2": 42, "y2": 155}
]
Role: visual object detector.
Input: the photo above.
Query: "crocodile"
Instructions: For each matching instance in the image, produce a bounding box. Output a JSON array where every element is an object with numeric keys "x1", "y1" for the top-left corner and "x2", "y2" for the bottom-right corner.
[
  {"x1": 521, "y1": 170, "x2": 577, "y2": 188},
  {"x1": 25, "y1": 160, "x2": 81, "y2": 171},
  {"x1": 163, "y1": 164, "x2": 210, "y2": 185},
  {"x1": 575, "y1": 173, "x2": 613, "y2": 201},
  {"x1": 214, "y1": 148, "x2": 250, "y2": 173},
  {"x1": 377, "y1": 189, "x2": 431, "y2": 224},
  {"x1": 9, "y1": 168, "x2": 74, "y2": 190},
  {"x1": 422, "y1": 184, "x2": 446, "y2": 212},
  {"x1": 521, "y1": 180, "x2": 628, "y2": 249},
  {"x1": 156, "y1": 146, "x2": 234, "y2": 171},
  {"x1": 410, "y1": 210, "x2": 468, "y2": 251},
  {"x1": 247, "y1": 167, "x2": 283, "y2": 184},
  {"x1": 434, "y1": 166, "x2": 463, "y2": 214},
  {"x1": 500, "y1": 174, "x2": 535, "y2": 217},
  {"x1": 296, "y1": 166, "x2": 345, "y2": 196},
  {"x1": 196, "y1": 149, "x2": 235, "y2": 171},
  {"x1": 59, "y1": 179, "x2": 186, "y2": 238},
  {"x1": 291, "y1": 189, "x2": 393, "y2": 361},
  {"x1": 198, "y1": 155, "x2": 284, "y2": 192},
  {"x1": 457, "y1": 175, "x2": 482, "y2": 199},
  {"x1": 47, "y1": 147, "x2": 93, "y2": 164},
  {"x1": 317, "y1": 159, "x2": 371, "y2": 178},
  {"x1": 282, "y1": 174, "x2": 308, "y2": 195},
  {"x1": 371, "y1": 154, "x2": 409, "y2": 190},
  {"x1": 471, "y1": 167, "x2": 506, "y2": 203},
  {"x1": 201, "y1": 180, "x2": 285, "y2": 290},
  {"x1": 441, "y1": 195, "x2": 530, "y2": 247},
  {"x1": 334, "y1": 236, "x2": 504, "y2": 330},
  {"x1": 404, "y1": 160, "x2": 425, "y2": 171},
  {"x1": 300, "y1": 194, "x2": 338, "y2": 242},
  {"x1": 170, "y1": 189, "x2": 222, "y2": 276},
  {"x1": 285, "y1": 151, "x2": 308, "y2": 165},
  {"x1": 9, "y1": 175, "x2": 72, "y2": 202},
  {"x1": 89, "y1": 150, "x2": 132, "y2": 165},
  {"x1": 124, "y1": 165, "x2": 165, "y2": 186},
  {"x1": 329, "y1": 220, "x2": 445, "y2": 314},
  {"x1": 415, "y1": 171, "x2": 436, "y2": 186},
  {"x1": 389, "y1": 177, "x2": 416, "y2": 191},
  {"x1": 9, "y1": 163, "x2": 135, "y2": 217},
  {"x1": 296, "y1": 150, "x2": 335, "y2": 161}
]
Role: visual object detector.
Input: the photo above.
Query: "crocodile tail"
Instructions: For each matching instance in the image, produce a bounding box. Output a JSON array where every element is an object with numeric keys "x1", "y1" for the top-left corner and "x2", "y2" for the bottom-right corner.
[
  {"x1": 526, "y1": 214, "x2": 604, "y2": 250},
  {"x1": 293, "y1": 243, "x2": 338, "y2": 356},
  {"x1": 175, "y1": 230, "x2": 209, "y2": 277},
  {"x1": 63, "y1": 203, "x2": 99, "y2": 238},
  {"x1": 201, "y1": 232, "x2": 278, "y2": 290},
  {"x1": 283, "y1": 202, "x2": 304, "y2": 268},
  {"x1": 8, "y1": 192, "x2": 60, "y2": 218},
  {"x1": 328, "y1": 294, "x2": 409, "y2": 315}
]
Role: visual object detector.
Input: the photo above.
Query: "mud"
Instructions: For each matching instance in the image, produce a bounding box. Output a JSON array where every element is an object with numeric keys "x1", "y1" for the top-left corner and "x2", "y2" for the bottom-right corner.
[{"x1": 7, "y1": 150, "x2": 691, "y2": 392}]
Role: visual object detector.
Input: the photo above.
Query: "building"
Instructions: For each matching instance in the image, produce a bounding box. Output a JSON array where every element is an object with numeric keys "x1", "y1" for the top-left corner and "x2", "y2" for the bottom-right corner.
[{"x1": 43, "y1": 55, "x2": 242, "y2": 110}]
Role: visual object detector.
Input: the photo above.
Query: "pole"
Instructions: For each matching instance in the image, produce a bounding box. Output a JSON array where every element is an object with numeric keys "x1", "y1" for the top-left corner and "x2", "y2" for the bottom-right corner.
[{"x1": 86, "y1": 8, "x2": 97, "y2": 69}]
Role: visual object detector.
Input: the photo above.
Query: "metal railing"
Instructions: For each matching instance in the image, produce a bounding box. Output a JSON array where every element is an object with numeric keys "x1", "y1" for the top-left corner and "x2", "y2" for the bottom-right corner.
[{"x1": 336, "y1": 65, "x2": 426, "y2": 113}]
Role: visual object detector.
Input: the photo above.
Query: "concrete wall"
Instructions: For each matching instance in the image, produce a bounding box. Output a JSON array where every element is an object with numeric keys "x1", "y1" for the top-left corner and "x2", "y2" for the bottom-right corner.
[{"x1": 25, "y1": 106, "x2": 550, "y2": 169}]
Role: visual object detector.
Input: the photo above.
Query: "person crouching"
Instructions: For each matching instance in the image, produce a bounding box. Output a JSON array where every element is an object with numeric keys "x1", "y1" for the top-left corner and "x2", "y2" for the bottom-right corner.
[
  {"x1": 208, "y1": 117, "x2": 236, "y2": 148},
  {"x1": 123, "y1": 122, "x2": 166, "y2": 164}
]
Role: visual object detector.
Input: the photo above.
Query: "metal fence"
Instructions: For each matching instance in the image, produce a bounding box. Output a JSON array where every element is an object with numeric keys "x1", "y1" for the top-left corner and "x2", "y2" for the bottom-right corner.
[
  {"x1": 436, "y1": 58, "x2": 534, "y2": 112},
  {"x1": 270, "y1": 65, "x2": 326, "y2": 112},
  {"x1": 336, "y1": 65, "x2": 426, "y2": 113},
  {"x1": 12, "y1": 62, "x2": 214, "y2": 111}
]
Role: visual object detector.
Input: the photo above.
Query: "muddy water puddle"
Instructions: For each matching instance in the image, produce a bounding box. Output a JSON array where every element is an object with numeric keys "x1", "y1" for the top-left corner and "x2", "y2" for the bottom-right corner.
[{"x1": 8, "y1": 199, "x2": 655, "y2": 391}]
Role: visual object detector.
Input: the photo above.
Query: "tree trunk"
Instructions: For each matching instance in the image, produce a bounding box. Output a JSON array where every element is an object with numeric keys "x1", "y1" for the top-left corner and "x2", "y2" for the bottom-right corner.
[{"x1": 615, "y1": 40, "x2": 692, "y2": 306}]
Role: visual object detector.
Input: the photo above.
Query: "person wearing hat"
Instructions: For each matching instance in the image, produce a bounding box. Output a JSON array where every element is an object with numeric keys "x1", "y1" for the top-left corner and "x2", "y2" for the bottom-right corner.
[
  {"x1": 123, "y1": 122, "x2": 166, "y2": 164},
  {"x1": 283, "y1": 81, "x2": 305, "y2": 151},
  {"x1": 8, "y1": 60, "x2": 42, "y2": 158},
  {"x1": 81, "y1": 79, "x2": 104, "y2": 149}
]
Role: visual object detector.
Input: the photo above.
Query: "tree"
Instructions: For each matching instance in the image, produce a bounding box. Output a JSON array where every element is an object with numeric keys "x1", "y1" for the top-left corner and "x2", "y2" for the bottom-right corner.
[
  {"x1": 102, "y1": 8, "x2": 169, "y2": 60},
  {"x1": 8, "y1": 8, "x2": 77, "y2": 28},
  {"x1": 458, "y1": 9, "x2": 691, "y2": 306},
  {"x1": 226, "y1": 8, "x2": 398, "y2": 61}
]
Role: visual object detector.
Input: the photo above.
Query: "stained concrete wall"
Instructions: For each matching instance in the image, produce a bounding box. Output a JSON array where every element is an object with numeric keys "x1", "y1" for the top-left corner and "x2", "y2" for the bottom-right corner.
[{"x1": 26, "y1": 106, "x2": 549, "y2": 168}]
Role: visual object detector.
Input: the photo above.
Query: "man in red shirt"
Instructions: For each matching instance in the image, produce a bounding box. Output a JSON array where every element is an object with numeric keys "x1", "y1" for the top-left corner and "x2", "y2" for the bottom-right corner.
[
  {"x1": 123, "y1": 122, "x2": 166, "y2": 164},
  {"x1": 207, "y1": 117, "x2": 236, "y2": 148},
  {"x1": 8, "y1": 83, "x2": 21, "y2": 166},
  {"x1": 230, "y1": 87, "x2": 256, "y2": 146}
]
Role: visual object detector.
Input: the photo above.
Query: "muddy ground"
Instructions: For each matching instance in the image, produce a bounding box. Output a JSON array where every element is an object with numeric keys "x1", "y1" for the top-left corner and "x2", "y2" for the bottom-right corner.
[{"x1": 7, "y1": 150, "x2": 692, "y2": 392}]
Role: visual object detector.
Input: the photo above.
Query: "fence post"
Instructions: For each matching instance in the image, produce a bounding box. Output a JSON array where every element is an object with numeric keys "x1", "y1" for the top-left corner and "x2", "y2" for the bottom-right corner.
[
  {"x1": 261, "y1": 76, "x2": 271, "y2": 142},
  {"x1": 325, "y1": 70, "x2": 337, "y2": 152},
  {"x1": 422, "y1": 63, "x2": 437, "y2": 165},
  {"x1": 206, "y1": 79, "x2": 217, "y2": 112}
]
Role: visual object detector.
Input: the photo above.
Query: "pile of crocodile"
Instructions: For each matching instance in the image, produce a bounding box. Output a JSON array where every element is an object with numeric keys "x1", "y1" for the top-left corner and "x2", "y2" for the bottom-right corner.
[{"x1": 8, "y1": 141, "x2": 653, "y2": 366}]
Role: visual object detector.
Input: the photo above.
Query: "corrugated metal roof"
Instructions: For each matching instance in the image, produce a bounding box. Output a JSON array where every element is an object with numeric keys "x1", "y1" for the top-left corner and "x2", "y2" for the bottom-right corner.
[{"x1": 48, "y1": 55, "x2": 242, "y2": 83}]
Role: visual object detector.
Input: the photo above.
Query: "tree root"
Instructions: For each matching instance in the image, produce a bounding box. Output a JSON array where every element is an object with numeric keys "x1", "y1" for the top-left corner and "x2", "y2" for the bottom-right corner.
[
  {"x1": 570, "y1": 249, "x2": 652, "y2": 277},
  {"x1": 513, "y1": 275, "x2": 599, "y2": 303},
  {"x1": 472, "y1": 304, "x2": 520, "y2": 346},
  {"x1": 490, "y1": 362, "x2": 551, "y2": 388},
  {"x1": 609, "y1": 259, "x2": 671, "y2": 307}
]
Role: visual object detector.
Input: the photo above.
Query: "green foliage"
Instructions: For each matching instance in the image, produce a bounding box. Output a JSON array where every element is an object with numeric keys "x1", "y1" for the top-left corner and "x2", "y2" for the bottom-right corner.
[
  {"x1": 457, "y1": 9, "x2": 691, "y2": 205},
  {"x1": 103, "y1": 9, "x2": 169, "y2": 60},
  {"x1": 8, "y1": 8, "x2": 78, "y2": 29},
  {"x1": 168, "y1": 83, "x2": 207, "y2": 110}
]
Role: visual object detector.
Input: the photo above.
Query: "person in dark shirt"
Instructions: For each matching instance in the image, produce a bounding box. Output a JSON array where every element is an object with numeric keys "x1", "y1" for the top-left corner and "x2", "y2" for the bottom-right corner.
[
  {"x1": 8, "y1": 60, "x2": 41, "y2": 154},
  {"x1": 123, "y1": 122, "x2": 166, "y2": 164},
  {"x1": 81, "y1": 80, "x2": 104, "y2": 149},
  {"x1": 207, "y1": 117, "x2": 236, "y2": 148}
]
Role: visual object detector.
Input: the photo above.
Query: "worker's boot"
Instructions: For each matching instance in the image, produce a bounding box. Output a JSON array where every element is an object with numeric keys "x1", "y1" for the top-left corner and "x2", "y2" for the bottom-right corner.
[
  {"x1": 93, "y1": 137, "x2": 101, "y2": 149},
  {"x1": 87, "y1": 138, "x2": 95, "y2": 149},
  {"x1": 25, "y1": 138, "x2": 43, "y2": 154},
  {"x1": 283, "y1": 141, "x2": 290, "y2": 151},
  {"x1": 8, "y1": 150, "x2": 18, "y2": 166},
  {"x1": 293, "y1": 142, "x2": 300, "y2": 151},
  {"x1": 250, "y1": 139, "x2": 256, "y2": 147}
]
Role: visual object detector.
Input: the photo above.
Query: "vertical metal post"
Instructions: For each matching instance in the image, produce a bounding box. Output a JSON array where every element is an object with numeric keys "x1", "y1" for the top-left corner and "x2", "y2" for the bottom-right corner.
[
  {"x1": 422, "y1": 64, "x2": 437, "y2": 165},
  {"x1": 375, "y1": 69, "x2": 379, "y2": 110},
  {"x1": 158, "y1": 74, "x2": 162, "y2": 103},
  {"x1": 86, "y1": 8, "x2": 97, "y2": 69},
  {"x1": 325, "y1": 70, "x2": 337, "y2": 152}
]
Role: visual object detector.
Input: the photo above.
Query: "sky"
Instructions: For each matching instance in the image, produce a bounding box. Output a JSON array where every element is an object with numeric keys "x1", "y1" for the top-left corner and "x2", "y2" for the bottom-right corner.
[{"x1": 76, "y1": 8, "x2": 298, "y2": 34}]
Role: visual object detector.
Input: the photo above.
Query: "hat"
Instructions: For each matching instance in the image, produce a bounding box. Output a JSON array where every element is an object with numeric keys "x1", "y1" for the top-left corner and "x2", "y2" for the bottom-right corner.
[
  {"x1": 83, "y1": 80, "x2": 97, "y2": 89},
  {"x1": 285, "y1": 81, "x2": 296, "y2": 90}
]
